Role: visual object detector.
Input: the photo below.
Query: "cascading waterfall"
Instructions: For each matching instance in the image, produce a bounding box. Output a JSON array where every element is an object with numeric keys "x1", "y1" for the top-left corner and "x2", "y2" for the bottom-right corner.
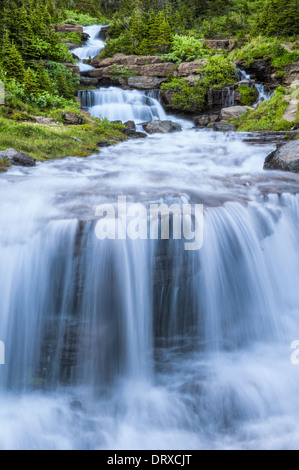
[
  {"x1": 1, "y1": 25, "x2": 299, "y2": 450},
  {"x1": 72, "y1": 25, "x2": 106, "y2": 72},
  {"x1": 79, "y1": 87, "x2": 168, "y2": 122},
  {"x1": 238, "y1": 68, "x2": 271, "y2": 107}
]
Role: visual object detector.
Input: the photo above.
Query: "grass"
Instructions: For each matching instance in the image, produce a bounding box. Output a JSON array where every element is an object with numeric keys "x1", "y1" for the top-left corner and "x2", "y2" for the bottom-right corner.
[
  {"x1": 230, "y1": 36, "x2": 299, "y2": 69},
  {"x1": 0, "y1": 114, "x2": 126, "y2": 162},
  {"x1": 232, "y1": 87, "x2": 299, "y2": 131}
]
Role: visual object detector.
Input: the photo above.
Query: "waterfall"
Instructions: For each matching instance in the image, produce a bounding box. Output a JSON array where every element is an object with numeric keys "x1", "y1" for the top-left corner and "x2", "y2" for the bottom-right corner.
[
  {"x1": 79, "y1": 87, "x2": 168, "y2": 122},
  {"x1": 238, "y1": 68, "x2": 271, "y2": 107},
  {"x1": 1, "y1": 24, "x2": 299, "y2": 450},
  {"x1": 72, "y1": 25, "x2": 106, "y2": 72}
]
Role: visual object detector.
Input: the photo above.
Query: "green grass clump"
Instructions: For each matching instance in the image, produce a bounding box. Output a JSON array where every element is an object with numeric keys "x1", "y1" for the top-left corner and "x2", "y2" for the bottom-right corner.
[
  {"x1": 237, "y1": 85, "x2": 258, "y2": 106},
  {"x1": 0, "y1": 114, "x2": 125, "y2": 162},
  {"x1": 230, "y1": 37, "x2": 299, "y2": 69},
  {"x1": 233, "y1": 87, "x2": 298, "y2": 131}
]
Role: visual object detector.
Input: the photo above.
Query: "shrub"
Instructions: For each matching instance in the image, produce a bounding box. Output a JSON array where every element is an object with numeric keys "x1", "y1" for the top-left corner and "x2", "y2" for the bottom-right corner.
[
  {"x1": 162, "y1": 35, "x2": 211, "y2": 63},
  {"x1": 237, "y1": 85, "x2": 257, "y2": 105}
]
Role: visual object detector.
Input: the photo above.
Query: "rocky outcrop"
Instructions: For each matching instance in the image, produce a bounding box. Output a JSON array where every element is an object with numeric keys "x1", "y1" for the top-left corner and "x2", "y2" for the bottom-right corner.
[
  {"x1": 89, "y1": 54, "x2": 209, "y2": 90},
  {"x1": 79, "y1": 77, "x2": 99, "y2": 88},
  {"x1": 177, "y1": 59, "x2": 207, "y2": 77},
  {"x1": 264, "y1": 141, "x2": 299, "y2": 173},
  {"x1": 54, "y1": 24, "x2": 84, "y2": 34},
  {"x1": 220, "y1": 106, "x2": 249, "y2": 120},
  {"x1": 142, "y1": 120, "x2": 182, "y2": 134},
  {"x1": 99, "y1": 26, "x2": 109, "y2": 40},
  {"x1": 127, "y1": 76, "x2": 165, "y2": 90},
  {"x1": 62, "y1": 112, "x2": 84, "y2": 125},
  {"x1": 0, "y1": 149, "x2": 36, "y2": 167},
  {"x1": 205, "y1": 39, "x2": 236, "y2": 51},
  {"x1": 237, "y1": 59, "x2": 273, "y2": 84},
  {"x1": 285, "y1": 61, "x2": 299, "y2": 83}
]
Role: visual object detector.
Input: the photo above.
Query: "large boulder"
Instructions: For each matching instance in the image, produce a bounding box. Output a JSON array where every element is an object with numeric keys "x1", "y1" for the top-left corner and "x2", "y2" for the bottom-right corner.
[
  {"x1": 138, "y1": 63, "x2": 176, "y2": 77},
  {"x1": 128, "y1": 76, "x2": 165, "y2": 90},
  {"x1": 264, "y1": 141, "x2": 299, "y2": 173},
  {"x1": 54, "y1": 24, "x2": 83, "y2": 34},
  {"x1": 220, "y1": 106, "x2": 249, "y2": 120},
  {"x1": 142, "y1": 120, "x2": 182, "y2": 134},
  {"x1": 62, "y1": 112, "x2": 84, "y2": 125},
  {"x1": 0, "y1": 149, "x2": 36, "y2": 167},
  {"x1": 177, "y1": 59, "x2": 207, "y2": 77}
]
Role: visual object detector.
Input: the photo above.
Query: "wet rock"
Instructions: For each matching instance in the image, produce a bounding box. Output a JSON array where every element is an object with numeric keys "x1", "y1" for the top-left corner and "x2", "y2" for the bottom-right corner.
[
  {"x1": 0, "y1": 149, "x2": 36, "y2": 167},
  {"x1": 97, "y1": 140, "x2": 112, "y2": 147},
  {"x1": 99, "y1": 26, "x2": 109, "y2": 40},
  {"x1": 128, "y1": 76, "x2": 165, "y2": 90},
  {"x1": 79, "y1": 77, "x2": 98, "y2": 88},
  {"x1": 211, "y1": 123, "x2": 236, "y2": 132},
  {"x1": 194, "y1": 115, "x2": 210, "y2": 127},
  {"x1": 62, "y1": 112, "x2": 84, "y2": 125},
  {"x1": 124, "y1": 121, "x2": 136, "y2": 130},
  {"x1": 220, "y1": 106, "x2": 249, "y2": 120},
  {"x1": 237, "y1": 59, "x2": 272, "y2": 83},
  {"x1": 264, "y1": 141, "x2": 299, "y2": 173},
  {"x1": 142, "y1": 120, "x2": 182, "y2": 134}
]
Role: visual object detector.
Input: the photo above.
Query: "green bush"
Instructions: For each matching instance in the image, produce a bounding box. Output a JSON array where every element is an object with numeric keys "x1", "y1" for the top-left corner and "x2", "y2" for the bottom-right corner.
[
  {"x1": 162, "y1": 35, "x2": 211, "y2": 63},
  {"x1": 201, "y1": 55, "x2": 237, "y2": 88},
  {"x1": 161, "y1": 78, "x2": 207, "y2": 113},
  {"x1": 237, "y1": 85, "x2": 257, "y2": 105}
]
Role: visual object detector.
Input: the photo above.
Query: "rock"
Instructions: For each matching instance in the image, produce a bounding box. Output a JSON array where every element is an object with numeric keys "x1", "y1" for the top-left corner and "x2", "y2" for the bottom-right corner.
[
  {"x1": 124, "y1": 121, "x2": 136, "y2": 130},
  {"x1": 81, "y1": 32, "x2": 90, "y2": 42},
  {"x1": 97, "y1": 140, "x2": 112, "y2": 147},
  {"x1": 0, "y1": 149, "x2": 36, "y2": 167},
  {"x1": 138, "y1": 63, "x2": 176, "y2": 77},
  {"x1": 142, "y1": 120, "x2": 182, "y2": 134},
  {"x1": 194, "y1": 115, "x2": 210, "y2": 127},
  {"x1": 264, "y1": 141, "x2": 299, "y2": 173},
  {"x1": 123, "y1": 130, "x2": 148, "y2": 138},
  {"x1": 99, "y1": 26, "x2": 109, "y2": 40},
  {"x1": 220, "y1": 106, "x2": 249, "y2": 120},
  {"x1": 62, "y1": 112, "x2": 83, "y2": 125},
  {"x1": 128, "y1": 76, "x2": 165, "y2": 90},
  {"x1": 285, "y1": 61, "x2": 299, "y2": 83},
  {"x1": 237, "y1": 59, "x2": 272, "y2": 83},
  {"x1": 208, "y1": 86, "x2": 238, "y2": 110},
  {"x1": 79, "y1": 77, "x2": 98, "y2": 87},
  {"x1": 205, "y1": 39, "x2": 236, "y2": 51},
  {"x1": 177, "y1": 59, "x2": 207, "y2": 77},
  {"x1": 54, "y1": 24, "x2": 83, "y2": 34},
  {"x1": 211, "y1": 123, "x2": 236, "y2": 132}
]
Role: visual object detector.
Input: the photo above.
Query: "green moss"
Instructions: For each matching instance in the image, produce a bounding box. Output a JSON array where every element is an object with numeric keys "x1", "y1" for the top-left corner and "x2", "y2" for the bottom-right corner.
[
  {"x1": 110, "y1": 65, "x2": 140, "y2": 78},
  {"x1": 237, "y1": 85, "x2": 258, "y2": 106},
  {"x1": 161, "y1": 78, "x2": 207, "y2": 113}
]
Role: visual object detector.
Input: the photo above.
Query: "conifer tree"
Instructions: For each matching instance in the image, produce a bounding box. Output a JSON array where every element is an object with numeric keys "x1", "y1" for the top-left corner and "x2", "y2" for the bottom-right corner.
[{"x1": 1, "y1": 31, "x2": 25, "y2": 83}]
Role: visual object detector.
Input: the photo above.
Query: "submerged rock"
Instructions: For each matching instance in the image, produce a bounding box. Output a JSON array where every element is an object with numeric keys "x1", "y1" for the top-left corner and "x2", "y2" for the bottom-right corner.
[
  {"x1": 0, "y1": 149, "x2": 36, "y2": 167},
  {"x1": 264, "y1": 141, "x2": 299, "y2": 173},
  {"x1": 142, "y1": 120, "x2": 182, "y2": 134}
]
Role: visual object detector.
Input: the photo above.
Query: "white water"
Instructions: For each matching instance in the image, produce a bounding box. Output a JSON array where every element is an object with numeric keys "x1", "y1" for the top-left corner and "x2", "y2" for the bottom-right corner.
[
  {"x1": 238, "y1": 69, "x2": 271, "y2": 107},
  {"x1": 1, "y1": 26, "x2": 299, "y2": 451},
  {"x1": 72, "y1": 25, "x2": 105, "y2": 72}
]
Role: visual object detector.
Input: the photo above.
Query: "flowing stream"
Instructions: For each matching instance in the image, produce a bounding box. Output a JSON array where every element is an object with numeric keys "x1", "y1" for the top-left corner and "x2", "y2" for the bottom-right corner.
[{"x1": 0, "y1": 26, "x2": 299, "y2": 451}]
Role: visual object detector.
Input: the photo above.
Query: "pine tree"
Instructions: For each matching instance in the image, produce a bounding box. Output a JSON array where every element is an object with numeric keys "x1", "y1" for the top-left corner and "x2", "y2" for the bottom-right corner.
[
  {"x1": 1, "y1": 31, "x2": 25, "y2": 83},
  {"x1": 23, "y1": 68, "x2": 40, "y2": 97}
]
